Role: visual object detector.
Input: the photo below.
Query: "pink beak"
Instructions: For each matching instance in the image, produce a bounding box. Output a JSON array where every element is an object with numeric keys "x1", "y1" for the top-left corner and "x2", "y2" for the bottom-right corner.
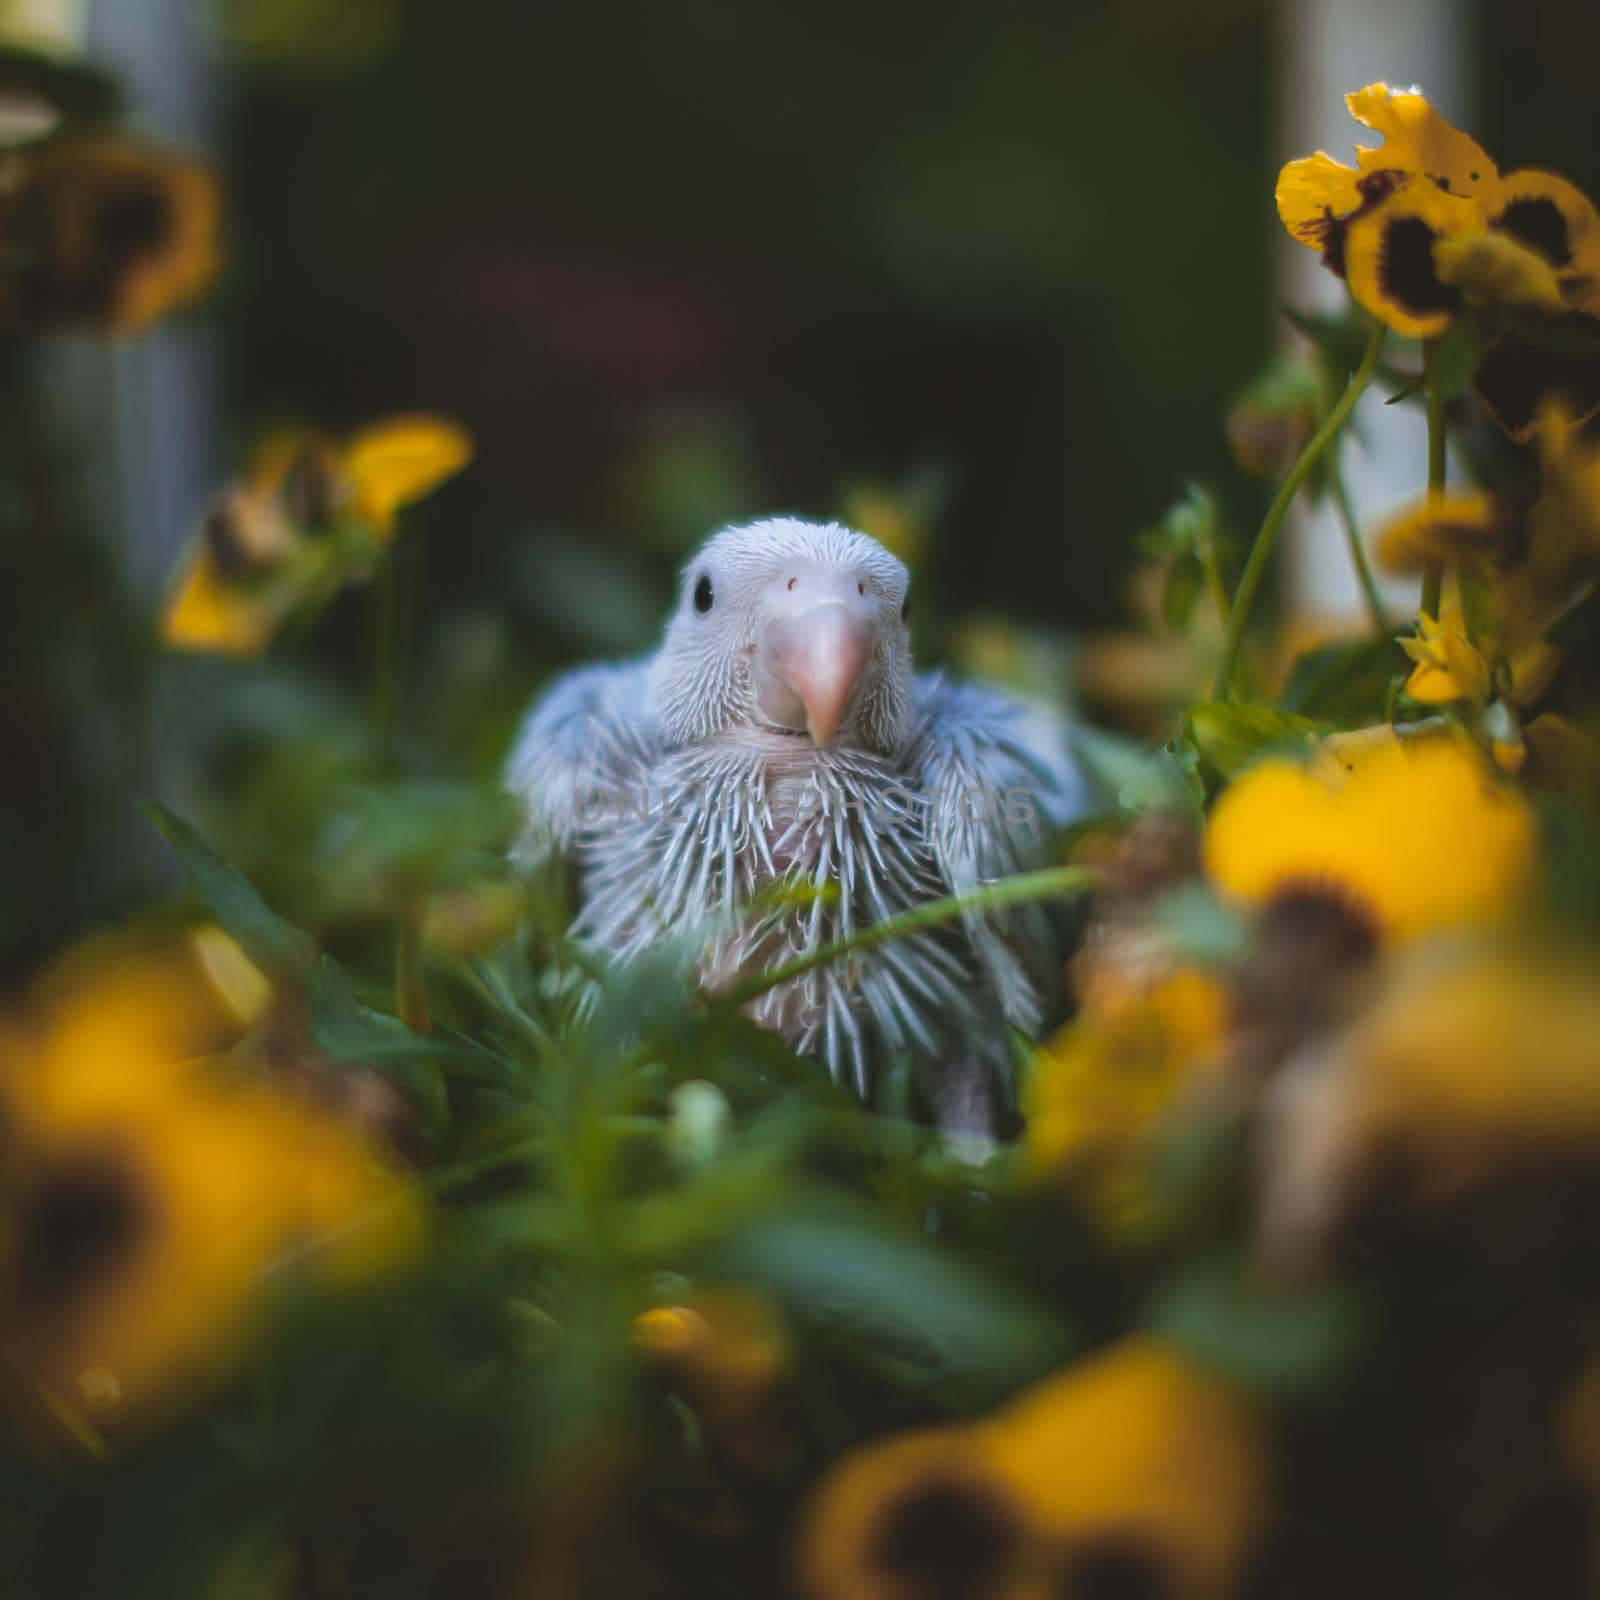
[{"x1": 755, "y1": 584, "x2": 873, "y2": 746}]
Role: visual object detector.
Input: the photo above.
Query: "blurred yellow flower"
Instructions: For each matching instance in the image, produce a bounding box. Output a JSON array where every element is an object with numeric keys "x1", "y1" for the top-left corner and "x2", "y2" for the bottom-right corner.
[
  {"x1": 1398, "y1": 608, "x2": 1491, "y2": 707},
  {"x1": 797, "y1": 1338, "x2": 1267, "y2": 1600},
  {"x1": 161, "y1": 415, "x2": 473, "y2": 656},
  {"x1": 1204, "y1": 734, "x2": 1537, "y2": 942},
  {"x1": 0, "y1": 939, "x2": 420, "y2": 1425},
  {"x1": 9, "y1": 137, "x2": 221, "y2": 337},
  {"x1": 1276, "y1": 83, "x2": 1600, "y2": 337},
  {"x1": 797, "y1": 1424, "x2": 1031, "y2": 1600},
  {"x1": 1374, "y1": 490, "x2": 1505, "y2": 575},
  {"x1": 1261, "y1": 942, "x2": 1600, "y2": 1266},
  {"x1": 984, "y1": 1338, "x2": 1267, "y2": 1600},
  {"x1": 1027, "y1": 970, "x2": 1229, "y2": 1231}
]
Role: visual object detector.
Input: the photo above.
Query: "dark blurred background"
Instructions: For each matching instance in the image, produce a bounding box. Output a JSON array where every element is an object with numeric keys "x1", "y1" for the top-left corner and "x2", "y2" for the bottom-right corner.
[{"x1": 7, "y1": 0, "x2": 1600, "y2": 979}]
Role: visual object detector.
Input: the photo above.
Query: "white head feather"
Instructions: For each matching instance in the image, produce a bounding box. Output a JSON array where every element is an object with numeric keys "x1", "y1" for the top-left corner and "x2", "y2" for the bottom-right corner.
[{"x1": 647, "y1": 517, "x2": 912, "y2": 755}]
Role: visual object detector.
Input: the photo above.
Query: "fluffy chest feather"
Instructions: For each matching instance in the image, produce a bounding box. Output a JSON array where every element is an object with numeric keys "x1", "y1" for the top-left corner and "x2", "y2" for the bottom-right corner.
[{"x1": 570, "y1": 737, "x2": 979, "y2": 1090}]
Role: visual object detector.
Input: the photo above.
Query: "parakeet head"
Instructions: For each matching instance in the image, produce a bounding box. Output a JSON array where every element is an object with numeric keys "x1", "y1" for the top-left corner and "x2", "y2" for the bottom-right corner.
[{"x1": 648, "y1": 517, "x2": 912, "y2": 754}]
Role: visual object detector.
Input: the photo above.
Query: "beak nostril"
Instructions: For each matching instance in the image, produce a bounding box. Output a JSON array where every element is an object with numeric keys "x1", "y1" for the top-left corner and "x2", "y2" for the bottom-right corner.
[
  {"x1": 857, "y1": 582, "x2": 865, "y2": 596},
  {"x1": 787, "y1": 577, "x2": 797, "y2": 591}
]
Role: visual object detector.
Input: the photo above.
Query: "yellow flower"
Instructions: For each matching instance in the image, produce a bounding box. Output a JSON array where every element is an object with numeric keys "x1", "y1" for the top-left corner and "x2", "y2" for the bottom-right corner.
[
  {"x1": 9, "y1": 138, "x2": 221, "y2": 337},
  {"x1": 1373, "y1": 490, "x2": 1505, "y2": 575},
  {"x1": 1204, "y1": 733, "x2": 1537, "y2": 943},
  {"x1": 1277, "y1": 83, "x2": 1600, "y2": 337},
  {"x1": 1260, "y1": 941, "x2": 1600, "y2": 1266},
  {"x1": 1398, "y1": 608, "x2": 1492, "y2": 706},
  {"x1": 983, "y1": 1339, "x2": 1268, "y2": 1600},
  {"x1": 1026, "y1": 970, "x2": 1229, "y2": 1231},
  {"x1": 161, "y1": 415, "x2": 472, "y2": 656},
  {"x1": 796, "y1": 1338, "x2": 1268, "y2": 1600},
  {"x1": 1338, "y1": 174, "x2": 1485, "y2": 340},
  {"x1": 797, "y1": 1424, "x2": 1033, "y2": 1600},
  {"x1": 0, "y1": 939, "x2": 420, "y2": 1424}
]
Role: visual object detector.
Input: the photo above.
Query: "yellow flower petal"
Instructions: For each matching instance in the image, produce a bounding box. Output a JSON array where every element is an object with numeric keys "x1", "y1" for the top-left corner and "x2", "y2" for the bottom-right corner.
[
  {"x1": 1488, "y1": 168, "x2": 1600, "y2": 314},
  {"x1": 1346, "y1": 82, "x2": 1499, "y2": 200},
  {"x1": 1342, "y1": 177, "x2": 1481, "y2": 338},
  {"x1": 1275, "y1": 150, "x2": 1363, "y2": 252},
  {"x1": 1373, "y1": 490, "x2": 1505, "y2": 574},
  {"x1": 339, "y1": 415, "x2": 473, "y2": 536},
  {"x1": 983, "y1": 1338, "x2": 1268, "y2": 1600},
  {"x1": 0, "y1": 939, "x2": 420, "y2": 1417},
  {"x1": 1204, "y1": 734, "x2": 1536, "y2": 942},
  {"x1": 160, "y1": 545, "x2": 292, "y2": 657},
  {"x1": 1433, "y1": 228, "x2": 1564, "y2": 313}
]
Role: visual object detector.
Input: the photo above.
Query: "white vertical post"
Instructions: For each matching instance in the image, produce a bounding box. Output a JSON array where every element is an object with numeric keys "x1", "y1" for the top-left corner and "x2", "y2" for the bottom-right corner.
[
  {"x1": 1277, "y1": 0, "x2": 1475, "y2": 620},
  {"x1": 40, "y1": 0, "x2": 221, "y2": 599}
]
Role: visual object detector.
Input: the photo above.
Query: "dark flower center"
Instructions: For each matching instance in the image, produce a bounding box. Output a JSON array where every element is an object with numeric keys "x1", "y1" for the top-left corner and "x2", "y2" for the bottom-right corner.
[
  {"x1": 1059, "y1": 1540, "x2": 1170, "y2": 1600},
  {"x1": 94, "y1": 184, "x2": 176, "y2": 264},
  {"x1": 1495, "y1": 196, "x2": 1573, "y2": 268},
  {"x1": 13, "y1": 1152, "x2": 148, "y2": 1309},
  {"x1": 1379, "y1": 216, "x2": 1463, "y2": 318},
  {"x1": 874, "y1": 1481, "x2": 1017, "y2": 1600},
  {"x1": 284, "y1": 448, "x2": 339, "y2": 535}
]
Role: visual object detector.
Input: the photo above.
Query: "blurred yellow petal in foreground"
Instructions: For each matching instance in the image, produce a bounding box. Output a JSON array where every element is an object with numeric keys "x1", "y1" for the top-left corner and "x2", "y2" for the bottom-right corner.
[
  {"x1": 340, "y1": 415, "x2": 474, "y2": 536},
  {"x1": 1027, "y1": 969, "x2": 1229, "y2": 1233},
  {"x1": 984, "y1": 1338, "x2": 1267, "y2": 1600},
  {"x1": 1261, "y1": 941, "x2": 1600, "y2": 1267},
  {"x1": 1204, "y1": 734, "x2": 1537, "y2": 943},
  {"x1": 797, "y1": 1337, "x2": 1266, "y2": 1600},
  {"x1": 0, "y1": 938, "x2": 421, "y2": 1426}
]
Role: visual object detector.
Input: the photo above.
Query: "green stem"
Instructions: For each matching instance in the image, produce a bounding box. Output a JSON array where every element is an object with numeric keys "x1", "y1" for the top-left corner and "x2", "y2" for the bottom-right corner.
[
  {"x1": 1212, "y1": 319, "x2": 1386, "y2": 699},
  {"x1": 372, "y1": 550, "x2": 400, "y2": 770},
  {"x1": 1198, "y1": 539, "x2": 1232, "y2": 629},
  {"x1": 1422, "y1": 340, "x2": 1447, "y2": 618},
  {"x1": 1327, "y1": 444, "x2": 1389, "y2": 637},
  {"x1": 721, "y1": 865, "x2": 1097, "y2": 1009}
]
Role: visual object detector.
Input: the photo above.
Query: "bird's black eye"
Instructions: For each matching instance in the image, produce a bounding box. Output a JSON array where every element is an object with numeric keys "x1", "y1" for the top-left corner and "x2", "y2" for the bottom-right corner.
[
  {"x1": 901, "y1": 589, "x2": 910, "y2": 623},
  {"x1": 693, "y1": 574, "x2": 714, "y2": 613}
]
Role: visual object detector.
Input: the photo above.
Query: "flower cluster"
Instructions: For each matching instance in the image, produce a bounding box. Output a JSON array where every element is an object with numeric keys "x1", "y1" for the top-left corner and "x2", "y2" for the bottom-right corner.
[{"x1": 1278, "y1": 82, "x2": 1600, "y2": 438}]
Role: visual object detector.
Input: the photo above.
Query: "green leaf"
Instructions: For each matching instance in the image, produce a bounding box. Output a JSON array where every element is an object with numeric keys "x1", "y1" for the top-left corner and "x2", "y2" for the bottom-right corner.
[
  {"x1": 1151, "y1": 883, "x2": 1252, "y2": 966},
  {"x1": 1146, "y1": 1254, "x2": 1362, "y2": 1399},
  {"x1": 1427, "y1": 317, "x2": 1488, "y2": 400},
  {"x1": 1068, "y1": 727, "x2": 1203, "y2": 819},
  {"x1": 1277, "y1": 638, "x2": 1408, "y2": 722},
  {"x1": 307, "y1": 960, "x2": 455, "y2": 1129},
  {"x1": 139, "y1": 801, "x2": 314, "y2": 982},
  {"x1": 707, "y1": 1205, "x2": 1074, "y2": 1406},
  {"x1": 1186, "y1": 703, "x2": 1323, "y2": 778},
  {"x1": 1160, "y1": 550, "x2": 1204, "y2": 632}
]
